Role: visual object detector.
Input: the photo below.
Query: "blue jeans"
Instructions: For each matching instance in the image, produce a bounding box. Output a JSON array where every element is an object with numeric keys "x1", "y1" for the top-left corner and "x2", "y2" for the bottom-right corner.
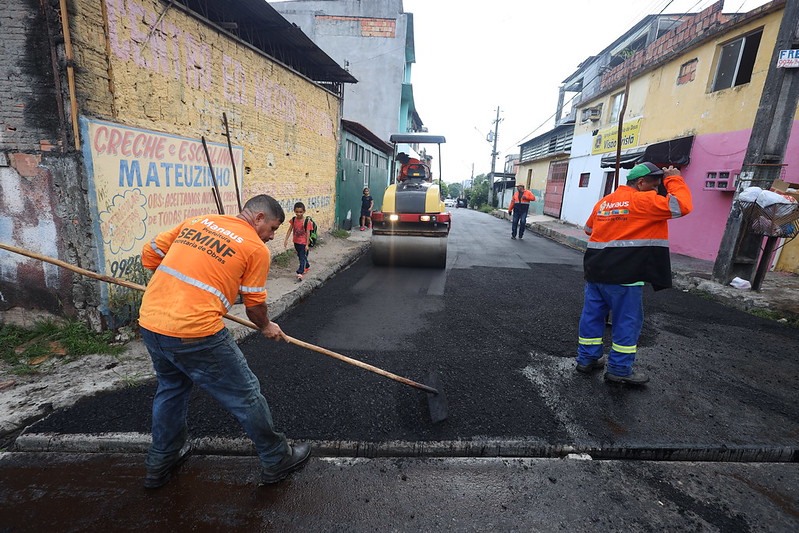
[
  {"x1": 512, "y1": 208, "x2": 529, "y2": 237},
  {"x1": 576, "y1": 282, "x2": 644, "y2": 376},
  {"x1": 294, "y1": 243, "x2": 310, "y2": 274},
  {"x1": 141, "y1": 327, "x2": 289, "y2": 469}
]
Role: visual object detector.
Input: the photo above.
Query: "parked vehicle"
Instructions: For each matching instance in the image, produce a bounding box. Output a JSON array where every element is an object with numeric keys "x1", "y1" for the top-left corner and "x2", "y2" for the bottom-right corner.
[{"x1": 457, "y1": 198, "x2": 468, "y2": 208}]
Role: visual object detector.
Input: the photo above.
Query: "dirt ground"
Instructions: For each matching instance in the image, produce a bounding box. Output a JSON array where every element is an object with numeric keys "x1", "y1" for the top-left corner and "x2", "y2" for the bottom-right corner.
[{"x1": 0, "y1": 231, "x2": 369, "y2": 442}]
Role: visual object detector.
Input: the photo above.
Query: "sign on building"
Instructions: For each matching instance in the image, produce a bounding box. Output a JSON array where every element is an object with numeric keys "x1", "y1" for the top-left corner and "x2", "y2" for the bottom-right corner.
[
  {"x1": 777, "y1": 49, "x2": 799, "y2": 68},
  {"x1": 591, "y1": 118, "x2": 643, "y2": 155}
]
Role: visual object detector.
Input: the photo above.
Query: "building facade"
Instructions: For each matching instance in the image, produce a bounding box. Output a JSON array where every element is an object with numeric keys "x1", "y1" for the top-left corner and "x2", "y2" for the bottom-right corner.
[
  {"x1": 273, "y1": 0, "x2": 421, "y2": 142},
  {"x1": 558, "y1": 0, "x2": 799, "y2": 273},
  {"x1": 0, "y1": 0, "x2": 353, "y2": 326}
]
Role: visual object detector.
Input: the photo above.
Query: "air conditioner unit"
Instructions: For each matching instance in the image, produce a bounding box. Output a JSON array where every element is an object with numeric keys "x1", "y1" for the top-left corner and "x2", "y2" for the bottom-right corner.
[{"x1": 588, "y1": 108, "x2": 601, "y2": 121}]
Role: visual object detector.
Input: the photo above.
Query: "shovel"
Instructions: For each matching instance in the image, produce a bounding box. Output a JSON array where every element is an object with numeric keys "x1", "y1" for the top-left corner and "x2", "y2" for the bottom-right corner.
[{"x1": 0, "y1": 243, "x2": 448, "y2": 422}]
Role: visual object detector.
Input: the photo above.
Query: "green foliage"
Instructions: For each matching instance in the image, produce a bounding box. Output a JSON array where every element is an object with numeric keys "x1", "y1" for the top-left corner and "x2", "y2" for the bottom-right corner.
[
  {"x1": 479, "y1": 205, "x2": 495, "y2": 213},
  {"x1": 447, "y1": 183, "x2": 462, "y2": 198},
  {"x1": 272, "y1": 249, "x2": 295, "y2": 268},
  {"x1": 0, "y1": 320, "x2": 123, "y2": 375},
  {"x1": 438, "y1": 182, "x2": 449, "y2": 198},
  {"x1": 748, "y1": 308, "x2": 799, "y2": 328},
  {"x1": 331, "y1": 229, "x2": 350, "y2": 239},
  {"x1": 465, "y1": 174, "x2": 489, "y2": 208}
]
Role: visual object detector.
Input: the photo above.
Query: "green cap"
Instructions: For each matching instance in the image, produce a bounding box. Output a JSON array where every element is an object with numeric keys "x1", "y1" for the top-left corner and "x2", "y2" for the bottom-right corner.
[{"x1": 627, "y1": 162, "x2": 664, "y2": 181}]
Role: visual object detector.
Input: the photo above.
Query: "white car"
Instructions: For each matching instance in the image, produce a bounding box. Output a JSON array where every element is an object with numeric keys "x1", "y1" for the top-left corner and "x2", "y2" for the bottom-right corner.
[{"x1": 444, "y1": 198, "x2": 456, "y2": 208}]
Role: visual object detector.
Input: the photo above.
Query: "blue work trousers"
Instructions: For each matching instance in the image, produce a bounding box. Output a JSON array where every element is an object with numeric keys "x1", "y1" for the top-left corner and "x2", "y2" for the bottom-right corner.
[
  {"x1": 294, "y1": 243, "x2": 310, "y2": 274},
  {"x1": 576, "y1": 282, "x2": 644, "y2": 376},
  {"x1": 141, "y1": 327, "x2": 289, "y2": 470},
  {"x1": 512, "y1": 208, "x2": 529, "y2": 238}
]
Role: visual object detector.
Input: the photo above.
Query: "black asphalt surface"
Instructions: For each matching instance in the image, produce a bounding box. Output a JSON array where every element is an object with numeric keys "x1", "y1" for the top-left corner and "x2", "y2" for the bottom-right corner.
[{"x1": 23, "y1": 209, "x2": 799, "y2": 455}]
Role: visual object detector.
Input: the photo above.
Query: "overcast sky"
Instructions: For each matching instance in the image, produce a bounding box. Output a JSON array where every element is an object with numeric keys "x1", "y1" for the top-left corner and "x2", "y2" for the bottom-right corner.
[{"x1": 401, "y1": 0, "x2": 772, "y2": 183}]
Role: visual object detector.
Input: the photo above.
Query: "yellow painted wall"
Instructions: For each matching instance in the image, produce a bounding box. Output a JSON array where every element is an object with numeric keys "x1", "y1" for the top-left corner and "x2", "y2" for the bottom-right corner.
[
  {"x1": 776, "y1": 237, "x2": 799, "y2": 274},
  {"x1": 640, "y1": 9, "x2": 799, "y2": 143},
  {"x1": 71, "y1": 0, "x2": 340, "y2": 257},
  {"x1": 574, "y1": 76, "x2": 650, "y2": 138}
]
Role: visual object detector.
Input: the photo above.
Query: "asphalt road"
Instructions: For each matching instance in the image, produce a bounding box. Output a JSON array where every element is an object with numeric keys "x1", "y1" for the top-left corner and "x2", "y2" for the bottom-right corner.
[
  {"x1": 25, "y1": 209, "x2": 799, "y2": 454},
  {"x1": 5, "y1": 208, "x2": 799, "y2": 531}
]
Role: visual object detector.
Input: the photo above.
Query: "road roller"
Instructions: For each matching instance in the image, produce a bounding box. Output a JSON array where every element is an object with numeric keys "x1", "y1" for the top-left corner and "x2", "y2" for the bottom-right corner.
[{"x1": 371, "y1": 133, "x2": 450, "y2": 268}]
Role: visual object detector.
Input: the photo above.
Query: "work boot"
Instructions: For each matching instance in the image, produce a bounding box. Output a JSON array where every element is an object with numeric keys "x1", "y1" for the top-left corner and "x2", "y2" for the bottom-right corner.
[
  {"x1": 511, "y1": 235, "x2": 516, "y2": 240},
  {"x1": 259, "y1": 443, "x2": 311, "y2": 485},
  {"x1": 604, "y1": 371, "x2": 649, "y2": 385},
  {"x1": 575, "y1": 357, "x2": 605, "y2": 373},
  {"x1": 144, "y1": 443, "x2": 194, "y2": 489}
]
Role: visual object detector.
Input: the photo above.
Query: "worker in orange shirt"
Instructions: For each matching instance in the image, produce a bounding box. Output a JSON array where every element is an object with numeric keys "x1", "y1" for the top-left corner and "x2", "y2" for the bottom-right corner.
[
  {"x1": 508, "y1": 183, "x2": 536, "y2": 239},
  {"x1": 139, "y1": 195, "x2": 310, "y2": 489},
  {"x1": 575, "y1": 163, "x2": 692, "y2": 385},
  {"x1": 396, "y1": 152, "x2": 429, "y2": 181}
]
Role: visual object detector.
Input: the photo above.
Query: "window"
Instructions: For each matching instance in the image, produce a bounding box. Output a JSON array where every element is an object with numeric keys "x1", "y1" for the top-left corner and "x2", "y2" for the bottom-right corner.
[
  {"x1": 678, "y1": 59, "x2": 698, "y2": 85},
  {"x1": 609, "y1": 93, "x2": 624, "y2": 124},
  {"x1": 358, "y1": 146, "x2": 365, "y2": 163},
  {"x1": 603, "y1": 171, "x2": 616, "y2": 196},
  {"x1": 711, "y1": 30, "x2": 762, "y2": 92},
  {"x1": 346, "y1": 140, "x2": 358, "y2": 160},
  {"x1": 579, "y1": 173, "x2": 591, "y2": 187}
]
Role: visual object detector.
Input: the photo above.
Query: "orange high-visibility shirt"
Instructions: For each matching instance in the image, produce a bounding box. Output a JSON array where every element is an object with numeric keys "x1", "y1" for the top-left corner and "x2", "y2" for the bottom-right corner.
[{"x1": 139, "y1": 215, "x2": 270, "y2": 337}]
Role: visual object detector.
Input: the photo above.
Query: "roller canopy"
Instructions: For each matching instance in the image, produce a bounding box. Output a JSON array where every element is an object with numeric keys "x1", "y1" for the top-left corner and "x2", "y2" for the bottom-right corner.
[{"x1": 390, "y1": 134, "x2": 446, "y2": 144}]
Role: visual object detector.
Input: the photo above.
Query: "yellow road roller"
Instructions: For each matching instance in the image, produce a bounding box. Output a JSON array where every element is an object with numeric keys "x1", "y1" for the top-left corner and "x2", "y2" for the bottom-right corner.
[{"x1": 371, "y1": 134, "x2": 450, "y2": 268}]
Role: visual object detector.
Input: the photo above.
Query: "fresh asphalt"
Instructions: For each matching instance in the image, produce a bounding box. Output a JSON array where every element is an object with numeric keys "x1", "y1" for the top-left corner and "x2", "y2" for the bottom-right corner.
[{"x1": 3, "y1": 208, "x2": 799, "y2": 531}]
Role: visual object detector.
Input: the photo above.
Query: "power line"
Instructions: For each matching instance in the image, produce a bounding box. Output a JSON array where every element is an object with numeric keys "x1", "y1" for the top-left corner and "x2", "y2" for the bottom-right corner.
[{"x1": 500, "y1": 0, "x2": 728, "y2": 154}]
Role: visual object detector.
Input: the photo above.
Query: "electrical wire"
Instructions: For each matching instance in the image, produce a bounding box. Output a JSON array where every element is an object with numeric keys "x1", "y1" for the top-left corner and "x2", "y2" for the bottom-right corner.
[{"x1": 499, "y1": 0, "x2": 731, "y2": 154}]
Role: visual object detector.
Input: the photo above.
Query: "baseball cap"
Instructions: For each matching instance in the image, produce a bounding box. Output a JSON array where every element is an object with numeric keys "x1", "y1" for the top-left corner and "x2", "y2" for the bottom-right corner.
[{"x1": 627, "y1": 162, "x2": 664, "y2": 181}]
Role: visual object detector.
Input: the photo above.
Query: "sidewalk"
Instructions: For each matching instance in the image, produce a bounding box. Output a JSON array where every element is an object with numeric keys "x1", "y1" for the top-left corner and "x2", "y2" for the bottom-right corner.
[{"x1": 495, "y1": 210, "x2": 799, "y2": 317}]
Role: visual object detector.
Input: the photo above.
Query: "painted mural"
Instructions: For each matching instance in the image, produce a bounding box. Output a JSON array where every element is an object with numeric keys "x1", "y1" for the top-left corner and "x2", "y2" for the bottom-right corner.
[{"x1": 81, "y1": 117, "x2": 243, "y2": 322}]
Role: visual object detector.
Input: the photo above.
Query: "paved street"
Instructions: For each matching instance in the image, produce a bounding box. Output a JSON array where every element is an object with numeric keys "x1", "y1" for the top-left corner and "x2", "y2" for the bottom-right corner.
[{"x1": 3, "y1": 209, "x2": 799, "y2": 530}]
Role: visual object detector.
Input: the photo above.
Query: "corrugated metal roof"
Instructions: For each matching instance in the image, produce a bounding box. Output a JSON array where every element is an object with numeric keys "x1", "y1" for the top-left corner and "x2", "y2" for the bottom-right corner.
[
  {"x1": 342, "y1": 120, "x2": 392, "y2": 153},
  {"x1": 173, "y1": 0, "x2": 357, "y2": 84}
]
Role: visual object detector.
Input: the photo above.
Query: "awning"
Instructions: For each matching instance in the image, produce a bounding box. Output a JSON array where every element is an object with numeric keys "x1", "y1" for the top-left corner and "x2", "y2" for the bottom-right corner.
[{"x1": 600, "y1": 136, "x2": 694, "y2": 169}]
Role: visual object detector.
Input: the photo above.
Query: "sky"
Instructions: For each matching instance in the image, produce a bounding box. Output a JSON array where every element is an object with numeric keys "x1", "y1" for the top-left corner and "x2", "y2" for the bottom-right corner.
[{"x1": 401, "y1": 0, "x2": 771, "y2": 184}]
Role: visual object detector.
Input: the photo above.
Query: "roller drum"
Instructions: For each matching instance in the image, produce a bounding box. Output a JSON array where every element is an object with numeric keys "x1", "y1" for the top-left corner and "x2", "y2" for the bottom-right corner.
[{"x1": 371, "y1": 232, "x2": 448, "y2": 268}]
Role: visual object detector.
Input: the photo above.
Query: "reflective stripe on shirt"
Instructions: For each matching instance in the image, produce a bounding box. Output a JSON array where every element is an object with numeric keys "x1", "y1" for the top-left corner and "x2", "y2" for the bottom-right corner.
[
  {"x1": 149, "y1": 238, "x2": 166, "y2": 258},
  {"x1": 668, "y1": 194, "x2": 683, "y2": 218},
  {"x1": 587, "y1": 239, "x2": 669, "y2": 249},
  {"x1": 157, "y1": 264, "x2": 232, "y2": 309},
  {"x1": 239, "y1": 284, "x2": 266, "y2": 293}
]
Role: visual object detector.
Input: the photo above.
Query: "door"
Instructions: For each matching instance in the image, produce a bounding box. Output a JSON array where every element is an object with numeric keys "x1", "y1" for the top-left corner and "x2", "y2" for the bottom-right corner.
[{"x1": 544, "y1": 160, "x2": 568, "y2": 218}]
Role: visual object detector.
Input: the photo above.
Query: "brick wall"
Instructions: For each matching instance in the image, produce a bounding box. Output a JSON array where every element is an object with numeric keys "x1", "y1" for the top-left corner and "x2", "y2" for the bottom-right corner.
[
  {"x1": 601, "y1": 2, "x2": 728, "y2": 92},
  {"x1": 316, "y1": 15, "x2": 397, "y2": 38},
  {"x1": 1, "y1": 0, "x2": 342, "y2": 326},
  {"x1": 0, "y1": 0, "x2": 64, "y2": 152}
]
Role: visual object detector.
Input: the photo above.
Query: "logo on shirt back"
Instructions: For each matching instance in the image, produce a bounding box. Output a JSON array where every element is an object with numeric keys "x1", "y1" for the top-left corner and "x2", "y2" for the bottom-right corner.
[
  {"x1": 598, "y1": 200, "x2": 630, "y2": 216},
  {"x1": 199, "y1": 218, "x2": 245, "y2": 243}
]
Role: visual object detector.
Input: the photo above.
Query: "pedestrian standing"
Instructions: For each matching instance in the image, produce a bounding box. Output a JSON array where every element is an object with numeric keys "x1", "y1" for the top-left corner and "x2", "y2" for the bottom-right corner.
[
  {"x1": 284, "y1": 202, "x2": 311, "y2": 281},
  {"x1": 575, "y1": 163, "x2": 693, "y2": 385},
  {"x1": 360, "y1": 187, "x2": 374, "y2": 231},
  {"x1": 139, "y1": 194, "x2": 310, "y2": 489},
  {"x1": 508, "y1": 183, "x2": 536, "y2": 239}
]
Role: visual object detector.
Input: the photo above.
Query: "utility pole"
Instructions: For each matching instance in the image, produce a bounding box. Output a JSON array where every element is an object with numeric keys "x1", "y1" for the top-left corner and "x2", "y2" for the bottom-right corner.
[
  {"x1": 713, "y1": 1, "x2": 799, "y2": 285},
  {"x1": 488, "y1": 106, "x2": 501, "y2": 207}
]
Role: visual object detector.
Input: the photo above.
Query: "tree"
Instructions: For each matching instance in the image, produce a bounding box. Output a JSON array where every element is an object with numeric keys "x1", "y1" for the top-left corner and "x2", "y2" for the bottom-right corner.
[
  {"x1": 438, "y1": 181, "x2": 449, "y2": 199},
  {"x1": 467, "y1": 174, "x2": 489, "y2": 207},
  {"x1": 448, "y1": 183, "x2": 462, "y2": 198}
]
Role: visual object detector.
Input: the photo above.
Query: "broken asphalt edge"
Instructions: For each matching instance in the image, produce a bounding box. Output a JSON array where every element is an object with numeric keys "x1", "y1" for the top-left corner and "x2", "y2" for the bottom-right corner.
[{"x1": 11, "y1": 432, "x2": 798, "y2": 463}]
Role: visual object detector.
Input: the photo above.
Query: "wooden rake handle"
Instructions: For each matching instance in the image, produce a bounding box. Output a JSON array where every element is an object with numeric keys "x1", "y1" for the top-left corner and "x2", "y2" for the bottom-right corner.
[{"x1": 0, "y1": 243, "x2": 438, "y2": 394}]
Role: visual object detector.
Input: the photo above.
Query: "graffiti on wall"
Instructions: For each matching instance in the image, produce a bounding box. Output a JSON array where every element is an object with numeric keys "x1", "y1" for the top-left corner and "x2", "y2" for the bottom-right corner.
[
  {"x1": 82, "y1": 118, "x2": 243, "y2": 315},
  {"x1": 104, "y1": 0, "x2": 335, "y2": 138}
]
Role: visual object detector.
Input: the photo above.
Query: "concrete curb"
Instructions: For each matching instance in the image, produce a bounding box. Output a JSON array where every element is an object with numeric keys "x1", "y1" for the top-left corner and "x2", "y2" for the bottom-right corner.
[{"x1": 13, "y1": 432, "x2": 797, "y2": 462}]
